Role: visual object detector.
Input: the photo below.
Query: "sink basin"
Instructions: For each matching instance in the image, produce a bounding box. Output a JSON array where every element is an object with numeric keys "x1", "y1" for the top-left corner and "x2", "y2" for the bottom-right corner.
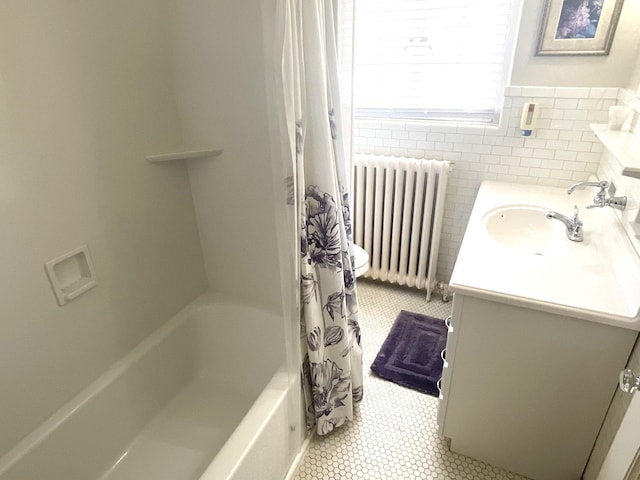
[{"x1": 483, "y1": 205, "x2": 564, "y2": 254}]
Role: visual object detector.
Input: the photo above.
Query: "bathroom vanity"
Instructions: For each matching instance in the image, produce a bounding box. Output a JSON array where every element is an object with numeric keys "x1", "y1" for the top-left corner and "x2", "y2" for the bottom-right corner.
[{"x1": 437, "y1": 181, "x2": 640, "y2": 480}]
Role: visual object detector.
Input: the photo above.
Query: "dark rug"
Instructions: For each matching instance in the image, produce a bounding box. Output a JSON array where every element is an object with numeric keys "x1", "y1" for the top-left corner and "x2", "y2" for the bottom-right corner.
[{"x1": 371, "y1": 310, "x2": 447, "y2": 396}]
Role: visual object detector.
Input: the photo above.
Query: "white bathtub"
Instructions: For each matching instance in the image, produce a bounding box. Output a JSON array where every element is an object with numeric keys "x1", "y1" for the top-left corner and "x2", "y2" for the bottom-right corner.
[{"x1": 0, "y1": 292, "x2": 297, "y2": 480}]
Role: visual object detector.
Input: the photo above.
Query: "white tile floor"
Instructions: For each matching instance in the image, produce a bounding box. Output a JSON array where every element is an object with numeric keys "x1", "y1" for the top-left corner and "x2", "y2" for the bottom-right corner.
[{"x1": 292, "y1": 280, "x2": 529, "y2": 480}]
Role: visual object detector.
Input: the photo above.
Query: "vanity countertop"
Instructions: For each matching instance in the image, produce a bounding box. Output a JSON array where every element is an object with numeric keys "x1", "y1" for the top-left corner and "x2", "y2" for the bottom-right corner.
[{"x1": 449, "y1": 180, "x2": 640, "y2": 330}]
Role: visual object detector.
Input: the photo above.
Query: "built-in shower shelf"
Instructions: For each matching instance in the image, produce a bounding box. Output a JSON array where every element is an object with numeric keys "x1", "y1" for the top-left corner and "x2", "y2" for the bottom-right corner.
[
  {"x1": 591, "y1": 123, "x2": 640, "y2": 179},
  {"x1": 145, "y1": 149, "x2": 223, "y2": 163}
]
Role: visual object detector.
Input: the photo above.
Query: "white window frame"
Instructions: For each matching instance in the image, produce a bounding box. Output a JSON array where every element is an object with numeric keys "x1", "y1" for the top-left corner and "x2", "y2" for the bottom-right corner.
[{"x1": 350, "y1": 0, "x2": 524, "y2": 126}]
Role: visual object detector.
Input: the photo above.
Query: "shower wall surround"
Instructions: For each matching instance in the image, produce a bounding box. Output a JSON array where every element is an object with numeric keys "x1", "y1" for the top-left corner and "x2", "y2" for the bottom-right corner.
[
  {"x1": 0, "y1": 0, "x2": 207, "y2": 458},
  {"x1": 353, "y1": 86, "x2": 620, "y2": 281}
]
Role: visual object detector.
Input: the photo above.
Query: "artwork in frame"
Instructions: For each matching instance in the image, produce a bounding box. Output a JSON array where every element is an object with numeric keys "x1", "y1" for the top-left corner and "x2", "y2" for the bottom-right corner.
[{"x1": 537, "y1": 0, "x2": 625, "y2": 55}]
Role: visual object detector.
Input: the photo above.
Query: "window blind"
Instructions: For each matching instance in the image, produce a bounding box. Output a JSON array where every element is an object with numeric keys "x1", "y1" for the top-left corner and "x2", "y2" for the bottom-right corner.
[{"x1": 353, "y1": 0, "x2": 515, "y2": 123}]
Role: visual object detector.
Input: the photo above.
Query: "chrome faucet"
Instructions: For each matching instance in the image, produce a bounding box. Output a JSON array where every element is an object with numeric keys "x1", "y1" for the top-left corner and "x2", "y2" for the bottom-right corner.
[
  {"x1": 567, "y1": 180, "x2": 627, "y2": 210},
  {"x1": 546, "y1": 205, "x2": 584, "y2": 242}
]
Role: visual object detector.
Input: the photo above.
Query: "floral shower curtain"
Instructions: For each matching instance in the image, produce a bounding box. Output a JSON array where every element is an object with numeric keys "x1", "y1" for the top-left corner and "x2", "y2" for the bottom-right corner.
[{"x1": 272, "y1": 0, "x2": 363, "y2": 435}]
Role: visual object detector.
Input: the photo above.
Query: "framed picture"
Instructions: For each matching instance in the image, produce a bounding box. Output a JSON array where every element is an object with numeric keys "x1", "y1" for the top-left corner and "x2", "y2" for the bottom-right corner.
[{"x1": 537, "y1": 0, "x2": 625, "y2": 56}]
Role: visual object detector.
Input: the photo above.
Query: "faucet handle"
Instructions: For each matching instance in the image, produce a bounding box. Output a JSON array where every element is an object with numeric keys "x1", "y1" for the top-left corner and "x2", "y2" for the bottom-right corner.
[{"x1": 572, "y1": 205, "x2": 582, "y2": 224}]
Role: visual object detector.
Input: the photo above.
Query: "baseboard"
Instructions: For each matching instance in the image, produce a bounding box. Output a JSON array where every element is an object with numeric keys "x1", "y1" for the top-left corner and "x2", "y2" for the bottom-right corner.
[{"x1": 283, "y1": 433, "x2": 314, "y2": 480}]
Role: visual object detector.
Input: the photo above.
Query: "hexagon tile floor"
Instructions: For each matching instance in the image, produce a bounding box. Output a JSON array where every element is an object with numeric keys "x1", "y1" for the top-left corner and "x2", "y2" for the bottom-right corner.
[{"x1": 291, "y1": 280, "x2": 529, "y2": 480}]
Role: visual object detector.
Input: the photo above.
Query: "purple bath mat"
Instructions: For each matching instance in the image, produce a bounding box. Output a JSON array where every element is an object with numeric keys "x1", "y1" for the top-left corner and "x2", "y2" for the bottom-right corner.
[{"x1": 371, "y1": 310, "x2": 447, "y2": 396}]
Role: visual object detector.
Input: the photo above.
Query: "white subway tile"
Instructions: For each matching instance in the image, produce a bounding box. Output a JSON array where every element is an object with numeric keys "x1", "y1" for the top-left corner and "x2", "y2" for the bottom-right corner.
[
  {"x1": 416, "y1": 141, "x2": 435, "y2": 150},
  {"x1": 537, "y1": 177, "x2": 561, "y2": 187},
  {"x1": 578, "y1": 152, "x2": 601, "y2": 163},
  {"x1": 544, "y1": 140, "x2": 569, "y2": 150},
  {"x1": 523, "y1": 138, "x2": 548, "y2": 149},
  {"x1": 390, "y1": 147, "x2": 409, "y2": 156},
  {"x1": 577, "y1": 99, "x2": 602, "y2": 110},
  {"x1": 469, "y1": 162, "x2": 489, "y2": 172},
  {"x1": 491, "y1": 145, "x2": 512, "y2": 156},
  {"x1": 358, "y1": 120, "x2": 382, "y2": 129},
  {"x1": 445, "y1": 133, "x2": 464, "y2": 143},
  {"x1": 563, "y1": 109, "x2": 589, "y2": 121},
  {"x1": 453, "y1": 143, "x2": 473, "y2": 153},
  {"x1": 472, "y1": 144, "x2": 492, "y2": 154},
  {"x1": 591, "y1": 143, "x2": 603, "y2": 153},
  {"x1": 571, "y1": 170, "x2": 590, "y2": 181},
  {"x1": 430, "y1": 125, "x2": 458, "y2": 134},
  {"x1": 383, "y1": 138, "x2": 400, "y2": 147},
  {"x1": 555, "y1": 98, "x2": 579, "y2": 109},
  {"x1": 567, "y1": 141, "x2": 592, "y2": 152},
  {"x1": 391, "y1": 129, "x2": 409, "y2": 140},
  {"x1": 558, "y1": 130, "x2": 584, "y2": 141},
  {"x1": 539, "y1": 108, "x2": 555, "y2": 119},
  {"x1": 529, "y1": 167, "x2": 551, "y2": 177},
  {"x1": 483, "y1": 136, "x2": 503, "y2": 146},
  {"x1": 549, "y1": 119, "x2": 575, "y2": 130},
  {"x1": 512, "y1": 147, "x2": 534, "y2": 157},
  {"x1": 542, "y1": 159, "x2": 564, "y2": 169},
  {"x1": 555, "y1": 87, "x2": 591, "y2": 98},
  {"x1": 533, "y1": 148, "x2": 555, "y2": 159},
  {"x1": 499, "y1": 155, "x2": 520, "y2": 166},
  {"x1": 380, "y1": 120, "x2": 405, "y2": 130},
  {"x1": 509, "y1": 166, "x2": 530, "y2": 176},
  {"x1": 406, "y1": 149, "x2": 426, "y2": 158},
  {"x1": 405, "y1": 122, "x2": 430, "y2": 132},
  {"x1": 428, "y1": 132, "x2": 445, "y2": 142},
  {"x1": 587, "y1": 110, "x2": 609, "y2": 122},
  {"x1": 376, "y1": 129, "x2": 392, "y2": 138},
  {"x1": 521, "y1": 86, "x2": 555, "y2": 97},
  {"x1": 359, "y1": 128, "x2": 375, "y2": 137},
  {"x1": 457, "y1": 125, "x2": 486, "y2": 135},
  {"x1": 487, "y1": 163, "x2": 508, "y2": 175},
  {"x1": 373, "y1": 146, "x2": 391, "y2": 155},
  {"x1": 536, "y1": 118, "x2": 552, "y2": 129},
  {"x1": 502, "y1": 137, "x2": 525, "y2": 147},
  {"x1": 550, "y1": 169, "x2": 573, "y2": 180},
  {"x1": 603, "y1": 88, "x2": 619, "y2": 99},
  {"x1": 408, "y1": 131, "x2": 427, "y2": 141},
  {"x1": 434, "y1": 142, "x2": 454, "y2": 151},
  {"x1": 554, "y1": 150, "x2": 578, "y2": 161},
  {"x1": 520, "y1": 157, "x2": 542, "y2": 168},
  {"x1": 399, "y1": 139, "x2": 417, "y2": 149},
  {"x1": 536, "y1": 129, "x2": 559, "y2": 140},
  {"x1": 563, "y1": 160, "x2": 587, "y2": 171},
  {"x1": 462, "y1": 134, "x2": 483, "y2": 144},
  {"x1": 588, "y1": 88, "x2": 606, "y2": 99}
]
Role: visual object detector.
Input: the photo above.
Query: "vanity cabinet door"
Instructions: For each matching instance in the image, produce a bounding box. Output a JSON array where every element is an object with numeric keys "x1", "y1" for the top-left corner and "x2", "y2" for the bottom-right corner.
[{"x1": 441, "y1": 294, "x2": 637, "y2": 480}]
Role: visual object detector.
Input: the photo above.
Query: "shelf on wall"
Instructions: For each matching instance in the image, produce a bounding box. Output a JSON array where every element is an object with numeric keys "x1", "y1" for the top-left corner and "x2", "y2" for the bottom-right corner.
[
  {"x1": 591, "y1": 124, "x2": 640, "y2": 179},
  {"x1": 145, "y1": 149, "x2": 223, "y2": 163}
]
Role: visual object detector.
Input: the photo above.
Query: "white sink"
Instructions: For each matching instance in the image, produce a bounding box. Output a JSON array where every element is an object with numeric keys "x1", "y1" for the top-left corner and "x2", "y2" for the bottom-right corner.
[
  {"x1": 449, "y1": 181, "x2": 640, "y2": 330},
  {"x1": 483, "y1": 205, "x2": 565, "y2": 254}
]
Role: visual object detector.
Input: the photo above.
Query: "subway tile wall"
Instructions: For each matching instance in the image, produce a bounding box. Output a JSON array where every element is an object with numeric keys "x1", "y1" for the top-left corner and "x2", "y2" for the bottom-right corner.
[{"x1": 353, "y1": 86, "x2": 620, "y2": 282}]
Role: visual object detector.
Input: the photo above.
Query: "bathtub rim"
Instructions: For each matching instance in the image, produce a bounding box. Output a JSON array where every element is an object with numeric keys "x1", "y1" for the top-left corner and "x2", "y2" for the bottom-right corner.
[{"x1": 0, "y1": 290, "x2": 282, "y2": 477}]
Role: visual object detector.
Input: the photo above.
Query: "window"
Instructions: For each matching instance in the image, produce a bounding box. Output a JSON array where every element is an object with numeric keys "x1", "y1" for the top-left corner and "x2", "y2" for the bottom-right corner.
[{"x1": 352, "y1": 0, "x2": 520, "y2": 124}]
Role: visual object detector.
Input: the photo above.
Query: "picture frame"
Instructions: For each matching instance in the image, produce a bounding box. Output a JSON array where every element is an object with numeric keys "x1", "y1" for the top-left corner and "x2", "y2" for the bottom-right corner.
[{"x1": 536, "y1": 0, "x2": 624, "y2": 56}]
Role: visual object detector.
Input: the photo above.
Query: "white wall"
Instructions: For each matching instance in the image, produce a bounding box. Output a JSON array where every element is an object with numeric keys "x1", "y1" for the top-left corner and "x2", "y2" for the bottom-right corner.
[
  {"x1": 0, "y1": 1, "x2": 207, "y2": 457},
  {"x1": 511, "y1": 0, "x2": 640, "y2": 87},
  {"x1": 169, "y1": 0, "x2": 282, "y2": 311}
]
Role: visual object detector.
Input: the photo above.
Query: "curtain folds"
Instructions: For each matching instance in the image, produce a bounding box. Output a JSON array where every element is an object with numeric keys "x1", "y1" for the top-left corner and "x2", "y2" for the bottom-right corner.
[{"x1": 278, "y1": 0, "x2": 363, "y2": 435}]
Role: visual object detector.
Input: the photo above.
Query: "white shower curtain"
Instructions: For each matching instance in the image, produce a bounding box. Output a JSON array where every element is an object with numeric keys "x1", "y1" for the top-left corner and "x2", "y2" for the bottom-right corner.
[{"x1": 266, "y1": 0, "x2": 363, "y2": 435}]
